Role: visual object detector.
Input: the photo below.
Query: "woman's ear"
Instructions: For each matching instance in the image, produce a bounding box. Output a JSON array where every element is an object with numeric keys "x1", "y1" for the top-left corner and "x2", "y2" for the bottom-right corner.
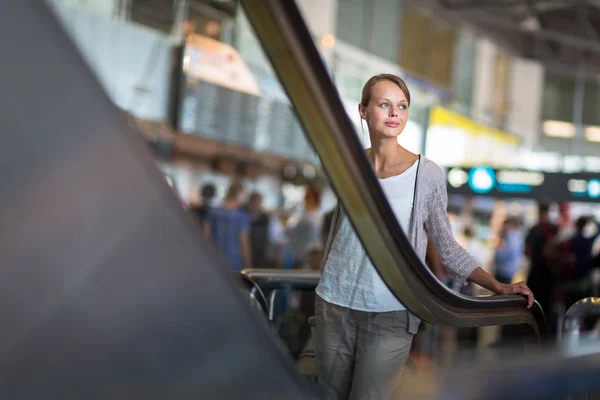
[{"x1": 358, "y1": 104, "x2": 367, "y2": 120}]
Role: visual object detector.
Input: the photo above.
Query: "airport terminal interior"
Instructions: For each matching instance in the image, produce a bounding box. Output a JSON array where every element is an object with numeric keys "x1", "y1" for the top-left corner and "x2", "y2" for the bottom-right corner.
[{"x1": 5, "y1": 0, "x2": 600, "y2": 398}]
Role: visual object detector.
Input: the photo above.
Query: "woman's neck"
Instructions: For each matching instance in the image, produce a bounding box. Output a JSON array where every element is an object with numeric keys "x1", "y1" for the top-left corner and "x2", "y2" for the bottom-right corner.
[{"x1": 368, "y1": 138, "x2": 404, "y2": 170}]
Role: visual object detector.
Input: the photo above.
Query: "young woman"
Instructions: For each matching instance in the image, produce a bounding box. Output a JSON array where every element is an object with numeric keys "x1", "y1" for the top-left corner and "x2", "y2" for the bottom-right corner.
[{"x1": 314, "y1": 74, "x2": 534, "y2": 399}]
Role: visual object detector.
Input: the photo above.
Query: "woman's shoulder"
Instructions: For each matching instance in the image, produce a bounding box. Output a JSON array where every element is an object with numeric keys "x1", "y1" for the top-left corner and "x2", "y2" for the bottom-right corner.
[{"x1": 418, "y1": 157, "x2": 445, "y2": 186}]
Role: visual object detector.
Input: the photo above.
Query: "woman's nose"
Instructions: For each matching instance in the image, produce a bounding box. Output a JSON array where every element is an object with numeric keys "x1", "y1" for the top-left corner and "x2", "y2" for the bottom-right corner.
[{"x1": 390, "y1": 107, "x2": 398, "y2": 117}]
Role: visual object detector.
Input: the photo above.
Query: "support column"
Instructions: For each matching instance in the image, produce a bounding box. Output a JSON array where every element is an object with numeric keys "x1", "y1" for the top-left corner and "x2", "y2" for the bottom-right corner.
[
  {"x1": 570, "y1": 61, "x2": 586, "y2": 156},
  {"x1": 472, "y1": 38, "x2": 497, "y2": 126},
  {"x1": 506, "y1": 57, "x2": 544, "y2": 149}
]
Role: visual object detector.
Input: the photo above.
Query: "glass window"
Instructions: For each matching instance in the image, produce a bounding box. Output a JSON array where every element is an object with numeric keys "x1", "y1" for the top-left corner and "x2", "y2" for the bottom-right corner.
[
  {"x1": 335, "y1": 0, "x2": 402, "y2": 63},
  {"x1": 542, "y1": 70, "x2": 575, "y2": 122}
]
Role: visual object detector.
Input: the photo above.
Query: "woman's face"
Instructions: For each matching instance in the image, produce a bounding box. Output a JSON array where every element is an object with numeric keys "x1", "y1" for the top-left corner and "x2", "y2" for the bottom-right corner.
[{"x1": 360, "y1": 80, "x2": 409, "y2": 140}]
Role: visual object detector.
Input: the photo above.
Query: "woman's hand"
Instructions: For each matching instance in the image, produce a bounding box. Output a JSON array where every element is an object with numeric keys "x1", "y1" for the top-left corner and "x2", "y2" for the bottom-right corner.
[
  {"x1": 468, "y1": 268, "x2": 534, "y2": 308},
  {"x1": 495, "y1": 281, "x2": 534, "y2": 308}
]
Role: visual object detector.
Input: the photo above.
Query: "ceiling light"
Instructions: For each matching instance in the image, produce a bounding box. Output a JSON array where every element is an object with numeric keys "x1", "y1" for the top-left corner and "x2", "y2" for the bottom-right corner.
[
  {"x1": 585, "y1": 126, "x2": 600, "y2": 142},
  {"x1": 543, "y1": 120, "x2": 575, "y2": 138}
]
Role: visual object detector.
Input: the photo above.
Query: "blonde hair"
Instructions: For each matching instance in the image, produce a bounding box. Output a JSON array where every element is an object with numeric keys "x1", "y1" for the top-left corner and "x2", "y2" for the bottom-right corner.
[{"x1": 360, "y1": 74, "x2": 411, "y2": 107}]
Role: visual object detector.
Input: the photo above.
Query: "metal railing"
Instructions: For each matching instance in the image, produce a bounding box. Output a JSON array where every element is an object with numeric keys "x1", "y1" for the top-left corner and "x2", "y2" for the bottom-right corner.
[
  {"x1": 241, "y1": 269, "x2": 321, "y2": 292},
  {"x1": 563, "y1": 297, "x2": 600, "y2": 347},
  {"x1": 241, "y1": 269, "x2": 321, "y2": 321}
]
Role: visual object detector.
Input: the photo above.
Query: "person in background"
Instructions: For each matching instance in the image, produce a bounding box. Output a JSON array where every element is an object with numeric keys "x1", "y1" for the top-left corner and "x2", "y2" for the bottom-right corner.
[
  {"x1": 449, "y1": 226, "x2": 490, "y2": 295},
  {"x1": 560, "y1": 216, "x2": 599, "y2": 311},
  {"x1": 494, "y1": 218, "x2": 523, "y2": 285},
  {"x1": 190, "y1": 183, "x2": 217, "y2": 225},
  {"x1": 462, "y1": 226, "x2": 490, "y2": 274},
  {"x1": 245, "y1": 192, "x2": 272, "y2": 268},
  {"x1": 300, "y1": 244, "x2": 325, "y2": 272},
  {"x1": 492, "y1": 217, "x2": 525, "y2": 344},
  {"x1": 287, "y1": 187, "x2": 323, "y2": 267},
  {"x1": 525, "y1": 202, "x2": 558, "y2": 329},
  {"x1": 268, "y1": 210, "x2": 289, "y2": 268},
  {"x1": 204, "y1": 181, "x2": 252, "y2": 272}
]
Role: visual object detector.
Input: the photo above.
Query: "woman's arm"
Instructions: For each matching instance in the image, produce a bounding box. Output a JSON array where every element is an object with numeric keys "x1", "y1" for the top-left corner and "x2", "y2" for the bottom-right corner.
[
  {"x1": 426, "y1": 237, "x2": 445, "y2": 280},
  {"x1": 424, "y1": 170, "x2": 480, "y2": 284},
  {"x1": 425, "y1": 167, "x2": 533, "y2": 307}
]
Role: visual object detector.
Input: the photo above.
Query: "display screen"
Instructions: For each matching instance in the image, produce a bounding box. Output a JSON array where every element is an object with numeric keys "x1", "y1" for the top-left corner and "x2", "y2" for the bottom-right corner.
[{"x1": 446, "y1": 166, "x2": 600, "y2": 203}]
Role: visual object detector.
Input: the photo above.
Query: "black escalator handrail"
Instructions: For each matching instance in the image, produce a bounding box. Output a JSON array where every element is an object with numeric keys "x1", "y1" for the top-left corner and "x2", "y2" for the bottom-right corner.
[
  {"x1": 242, "y1": 268, "x2": 545, "y2": 334},
  {"x1": 239, "y1": 0, "x2": 545, "y2": 340}
]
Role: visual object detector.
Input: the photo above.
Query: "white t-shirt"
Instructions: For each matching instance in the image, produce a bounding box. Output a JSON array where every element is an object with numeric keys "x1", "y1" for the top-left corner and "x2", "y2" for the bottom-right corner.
[{"x1": 316, "y1": 159, "x2": 418, "y2": 312}]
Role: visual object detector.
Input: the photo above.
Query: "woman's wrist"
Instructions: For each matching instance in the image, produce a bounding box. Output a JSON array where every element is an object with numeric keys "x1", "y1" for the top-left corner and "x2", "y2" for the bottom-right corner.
[{"x1": 491, "y1": 279, "x2": 504, "y2": 294}]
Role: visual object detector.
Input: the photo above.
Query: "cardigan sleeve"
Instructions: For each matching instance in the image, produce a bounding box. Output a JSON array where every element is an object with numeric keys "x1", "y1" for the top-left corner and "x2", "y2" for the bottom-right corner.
[{"x1": 424, "y1": 165, "x2": 480, "y2": 284}]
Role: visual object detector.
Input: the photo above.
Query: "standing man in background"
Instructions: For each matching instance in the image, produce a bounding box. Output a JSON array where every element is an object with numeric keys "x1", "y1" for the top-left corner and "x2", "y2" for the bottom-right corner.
[
  {"x1": 287, "y1": 186, "x2": 323, "y2": 267},
  {"x1": 245, "y1": 192, "x2": 271, "y2": 269},
  {"x1": 526, "y1": 202, "x2": 558, "y2": 330},
  {"x1": 190, "y1": 183, "x2": 217, "y2": 225},
  {"x1": 204, "y1": 181, "x2": 252, "y2": 272},
  {"x1": 494, "y1": 218, "x2": 523, "y2": 284}
]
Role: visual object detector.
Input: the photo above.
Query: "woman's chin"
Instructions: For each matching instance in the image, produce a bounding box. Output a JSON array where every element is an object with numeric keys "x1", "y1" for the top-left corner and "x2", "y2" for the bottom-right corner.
[{"x1": 379, "y1": 130, "x2": 402, "y2": 139}]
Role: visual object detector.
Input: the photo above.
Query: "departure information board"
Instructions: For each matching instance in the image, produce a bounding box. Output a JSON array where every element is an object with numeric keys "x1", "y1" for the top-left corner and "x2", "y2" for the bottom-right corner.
[
  {"x1": 446, "y1": 166, "x2": 600, "y2": 203},
  {"x1": 178, "y1": 76, "x2": 317, "y2": 163}
]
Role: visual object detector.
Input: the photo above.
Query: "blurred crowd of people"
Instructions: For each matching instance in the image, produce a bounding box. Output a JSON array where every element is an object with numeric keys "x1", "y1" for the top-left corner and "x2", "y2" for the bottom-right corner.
[
  {"x1": 524, "y1": 202, "x2": 600, "y2": 333},
  {"x1": 189, "y1": 179, "x2": 600, "y2": 347},
  {"x1": 188, "y1": 180, "x2": 328, "y2": 274},
  {"x1": 188, "y1": 180, "x2": 331, "y2": 356},
  {"x1": 456, "y1": 201, "x2": 600, "y2": 338}
]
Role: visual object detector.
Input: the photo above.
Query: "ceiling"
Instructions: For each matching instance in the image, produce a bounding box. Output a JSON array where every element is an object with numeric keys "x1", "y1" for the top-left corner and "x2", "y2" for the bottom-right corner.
[{"x1": 436, "y1": 0, "x2": 600, "y2": 75}]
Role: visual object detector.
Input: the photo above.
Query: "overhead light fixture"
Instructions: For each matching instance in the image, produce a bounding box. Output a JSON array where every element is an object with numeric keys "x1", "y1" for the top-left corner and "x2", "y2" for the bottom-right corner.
[
  {"x1": 585, "y1": 126, "x2": 600, "y2": 142},
  {"x1": 320, "y1": 33, "x2": 336, "y2": 48},
  {"x1": 543, "y1": 120, "x2": 575, "y2": 138}
]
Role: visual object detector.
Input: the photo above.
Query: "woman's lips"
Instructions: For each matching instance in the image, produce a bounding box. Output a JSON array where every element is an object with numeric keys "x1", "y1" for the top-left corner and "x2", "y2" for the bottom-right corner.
[{"x1": 385, "y1": 121, "x2": 399, "y2": 127}]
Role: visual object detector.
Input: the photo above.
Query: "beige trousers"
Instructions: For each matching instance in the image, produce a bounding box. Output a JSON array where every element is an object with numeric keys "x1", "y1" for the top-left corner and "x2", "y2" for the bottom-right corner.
[{"x1": 313, "y1": 296, "x2": 414, "y2": 400}]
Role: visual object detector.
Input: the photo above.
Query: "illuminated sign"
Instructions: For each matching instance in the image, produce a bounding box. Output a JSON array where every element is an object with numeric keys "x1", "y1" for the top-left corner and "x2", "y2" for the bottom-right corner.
[
  {"x1": 468, "y1": 167, "x2": 495, "y2": 194},
  {"x1": 446, "y1": 166, "x2": 600, "y2": 203},
  {"x1": 589, "y1": 179, "x2": 600, "y2": 199}
]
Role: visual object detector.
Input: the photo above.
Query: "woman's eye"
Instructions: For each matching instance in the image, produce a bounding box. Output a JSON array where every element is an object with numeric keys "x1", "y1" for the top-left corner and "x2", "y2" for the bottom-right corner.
[
  {"x1": 400, "y1": 105, "x2": 407, "y2": 110},
  {"x1": 380, "y1": 103, "x2": 389, "y2": 108}
]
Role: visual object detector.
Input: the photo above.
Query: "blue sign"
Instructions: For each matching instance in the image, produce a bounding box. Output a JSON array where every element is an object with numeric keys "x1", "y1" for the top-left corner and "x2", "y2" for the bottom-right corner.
[
  {"x1": 468, "y1": 166, "x2": 496, "y2": 194},
  {"x1": 588, "y1": 179, "x2": 600, "y2": 199}
]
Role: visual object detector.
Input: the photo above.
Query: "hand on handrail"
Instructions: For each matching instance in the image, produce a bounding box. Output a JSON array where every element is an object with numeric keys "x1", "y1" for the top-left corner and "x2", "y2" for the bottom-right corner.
[
  {"x1": 468, "y1": 267, "x2": 534, "y2": 308},
  {"x1": 494, "y1": 281, "x2": 534, "y2": 308}
]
